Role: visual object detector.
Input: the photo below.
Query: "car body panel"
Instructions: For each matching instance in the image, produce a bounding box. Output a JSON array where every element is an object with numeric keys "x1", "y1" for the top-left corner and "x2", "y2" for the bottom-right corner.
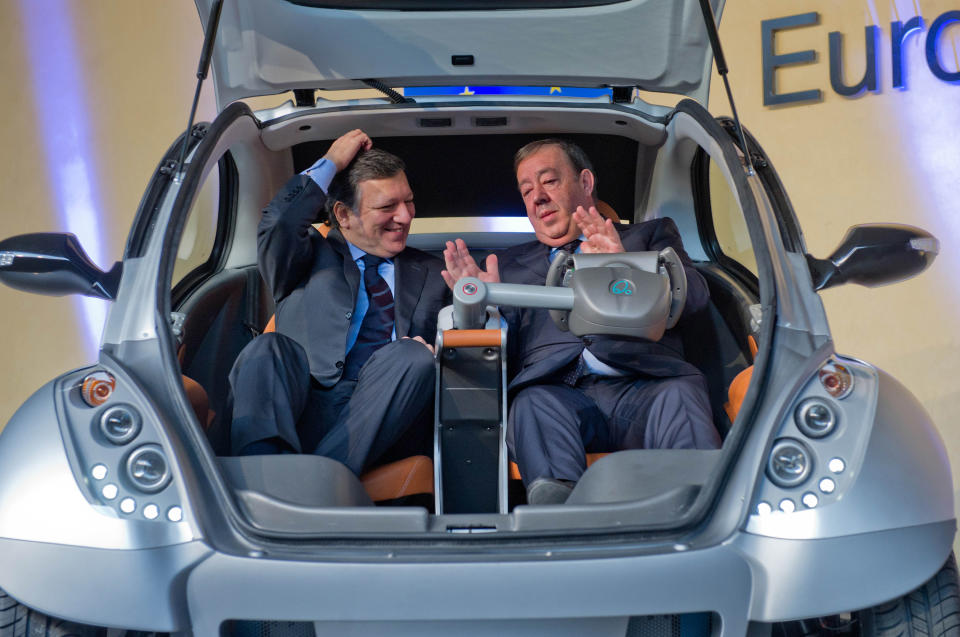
[
  {"x1": 194, "y1": 0, "x2": 724, "y2": 109},
  {"x1": 0, "y1": 1, "x2": 953, "y2": 631}
]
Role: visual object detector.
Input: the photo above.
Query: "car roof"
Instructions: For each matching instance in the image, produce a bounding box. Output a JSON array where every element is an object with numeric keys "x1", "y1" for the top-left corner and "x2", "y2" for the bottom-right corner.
[{"x1": 194, "y1": 0, "x2": 724, "y2": 110}]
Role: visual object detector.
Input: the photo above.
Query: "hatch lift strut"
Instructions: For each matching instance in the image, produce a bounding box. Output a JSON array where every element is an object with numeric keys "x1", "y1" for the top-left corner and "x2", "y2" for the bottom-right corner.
[
  {"x1": 175, "y1": 0, "x2": 224, "y2": 181},
  {"x1": 697, "y1": 0, "x2": 755, "y2": 176}
]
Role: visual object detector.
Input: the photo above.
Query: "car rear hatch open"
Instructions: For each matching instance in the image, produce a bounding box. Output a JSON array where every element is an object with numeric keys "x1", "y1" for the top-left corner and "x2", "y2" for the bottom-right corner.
[{"x1": 193, "y1": 0, "x2": 724, "y2": 110}]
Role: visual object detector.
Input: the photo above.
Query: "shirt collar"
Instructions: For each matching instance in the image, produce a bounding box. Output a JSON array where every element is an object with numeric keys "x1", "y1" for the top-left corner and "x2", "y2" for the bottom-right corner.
[
  {"x1": 346, "y1": 240, "x2": 394, "y2": 265},
  {"x1": 549, "y1": 234, "x2": 587, "y2": 256}
]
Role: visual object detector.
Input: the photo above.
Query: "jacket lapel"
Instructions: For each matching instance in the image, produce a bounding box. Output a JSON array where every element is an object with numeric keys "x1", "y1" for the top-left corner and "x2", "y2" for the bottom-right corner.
[
  {"x1": 394, "y1": 251, "x2": 425, "y2": 338},
  {"x1": 327, "y1": 228, "x2": 361, "y2": 304},
  {"x1": 514, "y1": 241, "x2": 551, "y2": 283}
]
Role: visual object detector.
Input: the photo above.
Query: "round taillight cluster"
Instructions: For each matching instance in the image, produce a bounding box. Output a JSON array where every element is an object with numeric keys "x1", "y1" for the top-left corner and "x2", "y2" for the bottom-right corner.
[
  {"x1": 126, "y1": 444, "x2": 171, "y2": 494},
  {"x1": 99, "y1": 404, "x2": 142, "y2": 445},
  {"x1": 766, "y1": 438, "x2": 813, "y2": 488},
  {"x1": 794, "y1": 398, "x2": 838, "y2": 439},
  {"x1": 77, "y1": 369, "x2": 180, "y2": 520}
]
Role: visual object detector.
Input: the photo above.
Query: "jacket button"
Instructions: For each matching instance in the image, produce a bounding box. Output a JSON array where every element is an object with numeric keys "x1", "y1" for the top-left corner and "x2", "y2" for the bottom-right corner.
[
  {"x1": 335, "y1": 361, "x2": 344, "y2": 369},
  {"x1": 345, "y1": 311, "x2": 352, "y2": 319}
]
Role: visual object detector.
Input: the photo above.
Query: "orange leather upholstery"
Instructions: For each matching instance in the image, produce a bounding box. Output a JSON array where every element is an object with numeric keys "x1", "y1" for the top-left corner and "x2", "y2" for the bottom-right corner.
[
  {"x1": 724, "y1": 365, "x2": 754, "y2": 423},
  {"x1": 723, "y1": 335, "x2": 758, "y2": 423},
  {"x1": 442, "y1": 329, "x2": 501, "y2": 347},
  {"x1": 509, "y1": 453, "x2": 608, "y2": 482},
  {"x1": 182, "y1": 375, "x2": 215, "y2": 428},
  {"x1": 596, "y1": 200, "x2": 621, "y2": 223},
  {"x1": 361, "y1": 455, "x2": 434, "y2": 501}
]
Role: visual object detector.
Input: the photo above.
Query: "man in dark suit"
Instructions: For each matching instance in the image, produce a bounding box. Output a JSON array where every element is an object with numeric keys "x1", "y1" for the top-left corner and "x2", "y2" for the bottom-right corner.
[
  {"x1": 229, "y1": 130, "x2": 449, "y2": 476},
  {"x1": 442, "y1": 138, "x2": 720, "y2": 504}
]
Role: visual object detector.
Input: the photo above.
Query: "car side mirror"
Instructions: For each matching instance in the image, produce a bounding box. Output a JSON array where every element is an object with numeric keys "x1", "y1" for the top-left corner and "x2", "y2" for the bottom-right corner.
[
  {"x1": 805, "y1": 224, "x2": 939, "y2": 292},
  {"x1": 0, "y1": 233, "x2": 121, "y2": 300}
]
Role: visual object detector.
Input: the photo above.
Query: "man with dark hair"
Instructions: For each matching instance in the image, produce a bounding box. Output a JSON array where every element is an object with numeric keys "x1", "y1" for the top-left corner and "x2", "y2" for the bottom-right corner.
[
  {"x1": 443, "y1": 138, "x2": 720, "y2": 504},
  {"x1": 229, "y1": 129, "x2": 449, "y2": 476}
]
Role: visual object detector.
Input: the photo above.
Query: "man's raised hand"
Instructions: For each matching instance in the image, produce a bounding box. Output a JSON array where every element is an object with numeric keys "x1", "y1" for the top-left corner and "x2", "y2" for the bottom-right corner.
[
  {"x1": 441, "y1": 238, "x2": 500, "y2": 290},
  {"x1": 574, "y1": 205, "x2": 624, "y2": 254},
  {"x1": 322, "y1": 129, "x2": 373, "y2": 172}
]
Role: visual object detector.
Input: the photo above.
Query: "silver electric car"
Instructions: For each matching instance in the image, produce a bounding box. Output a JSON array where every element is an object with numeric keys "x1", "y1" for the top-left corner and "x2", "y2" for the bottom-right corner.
[{"x1": 0, "y1": 1, "x2": 953, "y2": 635}]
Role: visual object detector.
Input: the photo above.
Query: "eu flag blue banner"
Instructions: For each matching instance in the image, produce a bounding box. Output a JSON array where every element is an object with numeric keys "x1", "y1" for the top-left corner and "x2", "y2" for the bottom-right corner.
[{"x1": 403, "y1": 86, "x2": 614, "y2": 97}]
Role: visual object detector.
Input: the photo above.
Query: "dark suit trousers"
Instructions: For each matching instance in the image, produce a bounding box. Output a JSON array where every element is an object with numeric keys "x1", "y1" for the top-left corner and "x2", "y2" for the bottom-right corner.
[
  {"x1": 229, "y1": 333, "x2": 435, "y2": 475},
  {"x1": 507, "y1": 373, "x2": 721, "y2": 486}
]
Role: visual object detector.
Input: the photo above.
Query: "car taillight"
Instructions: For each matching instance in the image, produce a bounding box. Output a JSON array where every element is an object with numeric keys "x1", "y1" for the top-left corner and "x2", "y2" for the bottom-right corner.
[
  {"x1": 818, "y1": 361, "x2": 853, "y2": 399},
  {"x1": 81, "y1": 371, "x2": 115, "y2": 407}
]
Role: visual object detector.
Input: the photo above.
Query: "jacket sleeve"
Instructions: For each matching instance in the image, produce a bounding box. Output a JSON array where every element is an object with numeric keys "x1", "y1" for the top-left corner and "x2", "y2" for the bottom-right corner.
[
  {"x1": 642, "y1": 217, "x2": 710, "y2": 318},
  {"x1": 257, "y1": 174, "x2": 328, "y2": 303}
]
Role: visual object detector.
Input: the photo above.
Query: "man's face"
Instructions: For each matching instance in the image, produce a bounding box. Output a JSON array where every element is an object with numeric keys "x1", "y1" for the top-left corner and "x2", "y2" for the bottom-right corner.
[
  {"x1": 516, "y1": 144, "x2": 593, "y2": 247},
  {"x1": 338, "y1": 172, "x2": 415, "y2": 258}
]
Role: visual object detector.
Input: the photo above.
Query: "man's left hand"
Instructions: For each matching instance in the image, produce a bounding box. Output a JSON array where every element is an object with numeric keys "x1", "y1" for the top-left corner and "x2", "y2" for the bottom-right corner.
[{"x1": 574, "y1": 206, "x2": 624, "y2": 253}]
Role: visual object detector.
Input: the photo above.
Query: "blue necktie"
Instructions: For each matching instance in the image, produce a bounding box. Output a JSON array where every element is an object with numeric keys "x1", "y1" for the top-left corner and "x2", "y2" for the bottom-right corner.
[{"x1": 343, "y1": 255, "x2": 395, "y2": 380}]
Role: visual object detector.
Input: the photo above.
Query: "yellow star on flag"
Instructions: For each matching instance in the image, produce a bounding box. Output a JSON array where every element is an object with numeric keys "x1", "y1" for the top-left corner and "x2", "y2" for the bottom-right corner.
[
  {"x1": 549, "y1": 87, "x2": 562, "y2": 94},
  {"x1": 459, "y1": 86, "x2": 475, "y2": 95}
]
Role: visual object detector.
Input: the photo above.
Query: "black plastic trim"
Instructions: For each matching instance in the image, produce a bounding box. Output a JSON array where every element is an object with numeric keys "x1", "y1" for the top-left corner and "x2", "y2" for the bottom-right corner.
[
  {"x1": 261, "y1": 99, "x2": 667, "y2": 129},
  {"x1": 153, "y1": 101, "x2": 274, "y2": 557},
  {"x1": 664, "y1": 98, "x2": 780, "y2": 535},
  {"x1": 716, "y1": 118, "x2": 806, "y2": 255},
  {"x1": 124, "y1": 129, "x2": 206, "y2": 260}
]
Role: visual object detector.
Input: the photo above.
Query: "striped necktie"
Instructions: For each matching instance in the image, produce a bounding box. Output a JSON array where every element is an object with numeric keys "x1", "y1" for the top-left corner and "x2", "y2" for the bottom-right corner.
[{"x1": 343, "y1": 255, "x2": 395, "y2": 379}]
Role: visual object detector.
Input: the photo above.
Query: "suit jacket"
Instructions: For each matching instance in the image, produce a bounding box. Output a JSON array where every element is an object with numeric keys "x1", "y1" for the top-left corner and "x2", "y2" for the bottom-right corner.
[
  {"x1": 497, "y1": 217, "x2": 709, "y2": 392},
  {"x1": 258, "y1": 174, "x2": 450, "y2": 388}
]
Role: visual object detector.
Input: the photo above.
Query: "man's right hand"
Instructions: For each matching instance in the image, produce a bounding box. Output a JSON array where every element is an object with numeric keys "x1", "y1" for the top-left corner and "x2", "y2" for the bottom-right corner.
[
  {"x1": 322, "y1": 129, "x2": 373, "y2": 172},
  {"x1": 441, "y1": 238, "x2": 500, "y2": 290}
]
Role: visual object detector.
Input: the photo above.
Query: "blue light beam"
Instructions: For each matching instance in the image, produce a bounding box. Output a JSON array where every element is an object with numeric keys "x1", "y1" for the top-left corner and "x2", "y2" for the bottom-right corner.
[{"x1": 18, "y1": 0, "x2": 109, "y2": 360}]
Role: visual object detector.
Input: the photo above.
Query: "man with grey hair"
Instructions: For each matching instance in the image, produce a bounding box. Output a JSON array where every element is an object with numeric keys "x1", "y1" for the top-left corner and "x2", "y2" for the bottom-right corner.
[
  {"x1": 229, "y1": 129, "x2": 449, "y2": 476},
  {"x1": 443, "y1": 138, "x2": 720, "y2": 504}
]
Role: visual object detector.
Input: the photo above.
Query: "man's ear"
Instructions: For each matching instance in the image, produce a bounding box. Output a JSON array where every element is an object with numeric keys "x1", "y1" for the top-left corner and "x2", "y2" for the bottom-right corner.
[
  {"x1": 333, "y1": 201, "x2": 353, "y2": 228},
  {"x1": 579, "y1": 169, "x2": 595, "y2": 199}
]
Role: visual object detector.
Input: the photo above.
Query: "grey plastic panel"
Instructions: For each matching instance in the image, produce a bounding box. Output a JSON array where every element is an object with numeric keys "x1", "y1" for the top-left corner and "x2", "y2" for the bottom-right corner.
[
  {"x1": 568, "y1": 266, "x2": 671, "y2": 339},
  {"x1": 452, "y1": 277, "x2": 573, "y2": 330},
  {"x1": 216, "y1": 456, "x2": 440, "y2": 533},
  {"x1": 567, "y1": 450, "x2": 720, "y2": 505},
  {"x1": 218, "y1": 456, "x2": 374, "y2": 507},
  {"x1": 185, "y1": 542, "x2": 753, "y2": 636},
  {"x1": 0, "y1": 537, "x2": 210, "y2": 632},
  {"x1": 233, "y1": 491, "x2": 430, "y2": 533},
  {"x1": 306, "y1": 618, "x2": 629, "y2": 636}
]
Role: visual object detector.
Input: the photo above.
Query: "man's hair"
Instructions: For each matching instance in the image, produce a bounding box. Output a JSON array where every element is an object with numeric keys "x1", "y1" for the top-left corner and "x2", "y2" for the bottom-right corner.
[
  {"x1": 324, "y1": 148, "x2": 406, "y2": 227},
  {"x1": 513, "y1": 138, "x2": 598, "y2": 199}
]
